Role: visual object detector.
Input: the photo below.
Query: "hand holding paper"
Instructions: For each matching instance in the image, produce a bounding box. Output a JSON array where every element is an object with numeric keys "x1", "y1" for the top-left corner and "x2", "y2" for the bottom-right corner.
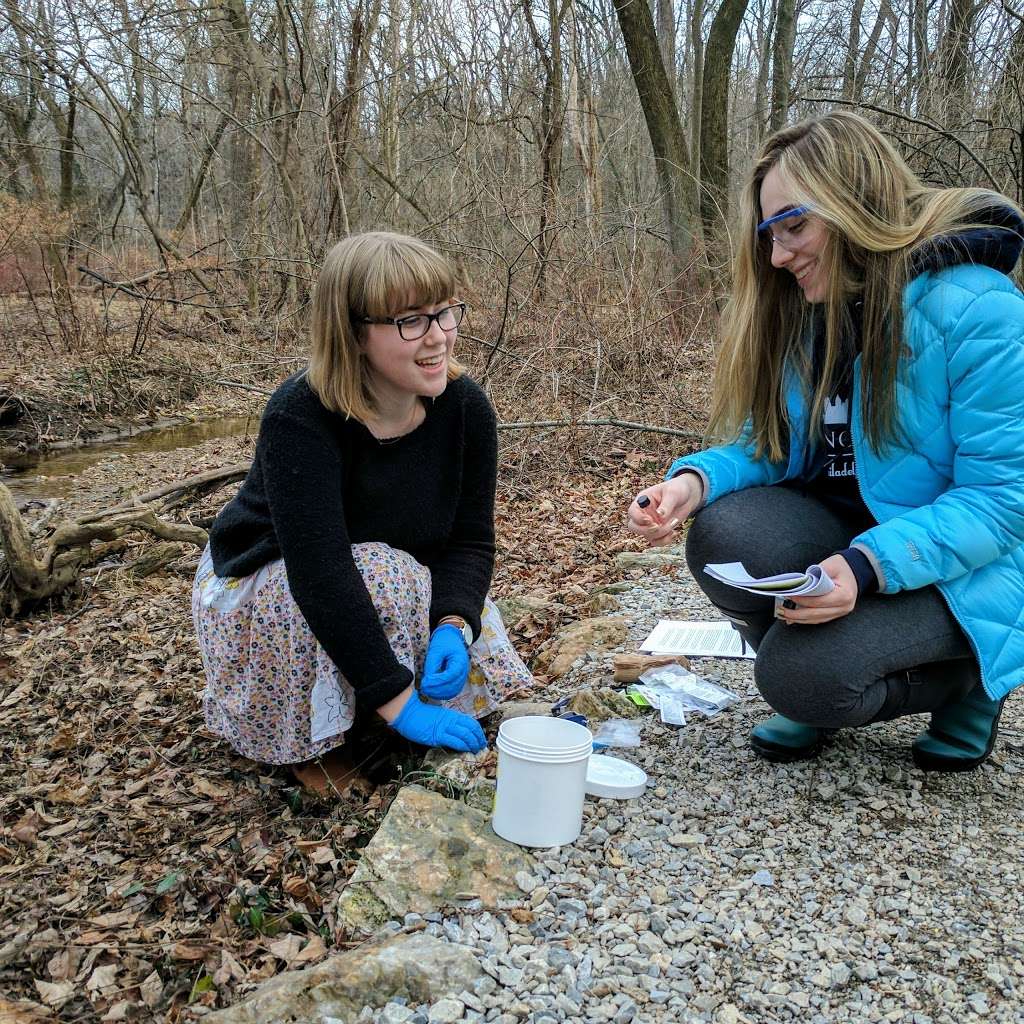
[
  {"x1": 703, "y1": 561, "x2": 836, "y2": 598},
  {"x1": 704, "y1": 555, "x2": 858, "y2": 626}
]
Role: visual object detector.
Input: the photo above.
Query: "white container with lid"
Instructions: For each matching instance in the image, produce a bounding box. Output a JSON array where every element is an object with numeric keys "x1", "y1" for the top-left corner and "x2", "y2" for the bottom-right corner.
[{"x1": 492, "y1": 716, "x2": 593, "y2": 848}]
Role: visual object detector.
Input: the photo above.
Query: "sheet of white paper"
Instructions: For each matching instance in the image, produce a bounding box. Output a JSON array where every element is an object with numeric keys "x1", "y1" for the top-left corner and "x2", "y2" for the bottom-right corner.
[{"x1": 639, "y1": 619, "x2": 756, "y2": 659}]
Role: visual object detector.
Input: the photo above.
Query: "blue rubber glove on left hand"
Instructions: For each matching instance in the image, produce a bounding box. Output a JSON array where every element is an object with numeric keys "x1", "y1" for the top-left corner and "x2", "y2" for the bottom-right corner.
[{"x1": 419, "y1": 623, "x2": 471, "y2": 700}]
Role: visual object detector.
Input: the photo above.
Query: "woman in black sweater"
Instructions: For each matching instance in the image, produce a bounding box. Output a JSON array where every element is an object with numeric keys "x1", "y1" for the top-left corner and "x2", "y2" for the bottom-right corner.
[{"x1": 192, "y1": 232, "x2": 532, "y2": 784}]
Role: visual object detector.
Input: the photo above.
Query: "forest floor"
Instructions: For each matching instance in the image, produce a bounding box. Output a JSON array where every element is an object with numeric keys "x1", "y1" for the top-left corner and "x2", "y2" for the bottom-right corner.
[
  {"x1": 0, "y1": 311, "x2": 699, "y2": 1021},
  {"x1": 1, "y1": 424, "x2": 663, "y2": 1021}
]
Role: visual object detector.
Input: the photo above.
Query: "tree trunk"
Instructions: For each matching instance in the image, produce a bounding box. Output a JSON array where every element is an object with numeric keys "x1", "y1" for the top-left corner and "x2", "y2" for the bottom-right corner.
[
  {"x1": 769, "y1": 0, "x2": 796, "y2": 132},
  {"x1": 842, "y1": 0, "x2": 865, "y2": 101},
  {"x1": 932, "y1": 0, "x2": 977, "y2": 123},
  {"x1": 689, "y1": 0, "x2": 706, "y2": 181},
  {"x1": 613, "y1": 0, "x2": 696, "y2": 269},
  {"x1": 656, "y1": 0, "x2": 676, "y2": 79},
  {"x1": 699, "y1": 0, "x2": 750, "y2": 241}
]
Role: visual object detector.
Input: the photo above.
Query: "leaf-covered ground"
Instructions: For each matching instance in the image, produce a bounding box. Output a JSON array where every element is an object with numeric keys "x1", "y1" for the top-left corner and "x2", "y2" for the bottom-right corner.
[{"x1": 0, "y1": 425, "x2": 685, "y2": 1021}]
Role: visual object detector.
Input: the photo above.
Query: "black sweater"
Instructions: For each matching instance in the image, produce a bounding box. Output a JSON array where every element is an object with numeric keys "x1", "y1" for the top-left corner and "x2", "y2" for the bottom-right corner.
[{"x1": 208, "y1": 371, "x2": 498, "y2": 712}]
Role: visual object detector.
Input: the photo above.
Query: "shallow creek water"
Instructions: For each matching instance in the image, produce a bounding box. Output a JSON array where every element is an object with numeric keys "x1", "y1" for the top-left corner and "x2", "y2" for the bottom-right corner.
[{"x1": 0, "y1": 415, "x2": 256, "y2": 503}]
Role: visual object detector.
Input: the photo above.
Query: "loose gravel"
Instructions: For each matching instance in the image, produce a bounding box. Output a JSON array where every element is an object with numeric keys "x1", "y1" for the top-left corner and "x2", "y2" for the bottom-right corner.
[{"x1": 377, "y1": 563, "x2": 1024, "y2": 1024}]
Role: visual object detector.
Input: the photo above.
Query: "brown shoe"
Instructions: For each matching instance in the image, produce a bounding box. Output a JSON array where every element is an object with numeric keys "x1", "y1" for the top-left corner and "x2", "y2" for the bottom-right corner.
[{"x1": 290, "y1": 747, "x2": 376, "y2": 798}]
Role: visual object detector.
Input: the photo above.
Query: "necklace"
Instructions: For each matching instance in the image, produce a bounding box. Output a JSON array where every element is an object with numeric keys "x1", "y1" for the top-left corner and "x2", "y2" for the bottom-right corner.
[{"x1": 366, "y1": 399, "x2": 423, "y2": 445}]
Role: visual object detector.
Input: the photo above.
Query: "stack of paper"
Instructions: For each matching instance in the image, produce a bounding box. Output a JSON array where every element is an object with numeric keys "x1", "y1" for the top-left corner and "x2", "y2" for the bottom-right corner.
[
  {"x1": 640, "y1": 620, "x2": 755, "y2": 659},
  {"x1": 703, "y1": 561, "x2": 835, "y2": 598}
]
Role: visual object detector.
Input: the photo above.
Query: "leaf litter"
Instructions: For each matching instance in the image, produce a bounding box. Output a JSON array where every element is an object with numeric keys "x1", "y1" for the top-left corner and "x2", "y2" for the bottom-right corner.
[{"x1": 0, "y1": 425, "x2": 684, "y2": 1020}]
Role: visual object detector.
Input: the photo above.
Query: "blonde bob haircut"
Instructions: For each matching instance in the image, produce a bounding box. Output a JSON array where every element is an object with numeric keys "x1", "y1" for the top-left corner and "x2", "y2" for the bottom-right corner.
[
  {"x1": 307, "y1": 231, "x2": 463, "y2": 420},
  {"x1": 711, "y1": 110, "x2": 1023, "y2": 461}
]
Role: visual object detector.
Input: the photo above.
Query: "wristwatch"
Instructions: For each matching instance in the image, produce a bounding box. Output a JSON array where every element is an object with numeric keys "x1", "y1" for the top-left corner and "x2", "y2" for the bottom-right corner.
[{"x1": 438, "y1": 615, "x2": 473, "y2": 646}]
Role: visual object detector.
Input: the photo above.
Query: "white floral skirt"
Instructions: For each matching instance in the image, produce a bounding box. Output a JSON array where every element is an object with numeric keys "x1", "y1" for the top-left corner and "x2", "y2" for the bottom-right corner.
[{"x1": 192, "y1": 542, "x2": 533, "y2": 764}]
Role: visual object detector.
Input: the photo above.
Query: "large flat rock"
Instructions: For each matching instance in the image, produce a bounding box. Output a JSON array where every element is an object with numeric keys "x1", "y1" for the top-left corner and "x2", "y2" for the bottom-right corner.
[
  {"x1": 337, "y1": 784, "x2": 535, "y2": 936},
  {"x1": 207, "y1": 932, "x2": 481, "y2": 1024}
]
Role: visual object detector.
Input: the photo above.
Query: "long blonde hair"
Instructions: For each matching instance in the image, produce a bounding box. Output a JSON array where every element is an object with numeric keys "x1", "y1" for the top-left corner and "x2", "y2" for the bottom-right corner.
[
  {"x1": 711, "y1": 111, "x2": 1021, "y2": 460},
  {"x1": 307, "y1": 231, "x2": 463, "y2": 419}
]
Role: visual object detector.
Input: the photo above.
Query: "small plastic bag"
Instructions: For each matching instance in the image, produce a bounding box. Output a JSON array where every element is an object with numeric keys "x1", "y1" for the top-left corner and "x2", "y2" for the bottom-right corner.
[
  {"x1": 657, "y1": 695, "x2": 688, "y2": 727},
  {"x1": 592, "y1": 718, "x2": 643, "y2": 749},
  {"x1": 637, "y1": 664, "x2": 740, "y2": 718}
]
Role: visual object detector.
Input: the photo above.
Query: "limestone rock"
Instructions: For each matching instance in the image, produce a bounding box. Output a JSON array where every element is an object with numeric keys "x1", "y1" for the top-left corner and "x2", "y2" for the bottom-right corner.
[
  {"x1": 422, "y1": 747, "x2": 494, "y2": 790},
  {"x1": 421, "y1": 748, "x2": 497, "y2": 815},
  {"x1": 337, "y1": 785, "x2": 535, "y2": 935},
  {"x1": 614, "y1": 546, "x2": 688, "y2": 569},
  {"x1": 495, "y1": 700, "x2": 553, "y2": 722},
  {"x1": 569, "y1": 686, "x2": 644, "y2": 722},
  {"x1": 493, "y1": 592, "x2": 562, "y2": 627},
  {"x1": 534, "y1": 617, "x2": 631, "y2": 679},
  {"x1": 207, "y1": 932, "x2": 481, "y2": 1024},
  {"x1": 582, "y1": 591, "x2": 621, "y2": 615}
]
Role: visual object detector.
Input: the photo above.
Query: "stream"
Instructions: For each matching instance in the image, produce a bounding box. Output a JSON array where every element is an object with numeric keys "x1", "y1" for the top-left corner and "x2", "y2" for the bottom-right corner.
[{"x1": 0, "y1": 415, "x2": 256, "y2": 504}]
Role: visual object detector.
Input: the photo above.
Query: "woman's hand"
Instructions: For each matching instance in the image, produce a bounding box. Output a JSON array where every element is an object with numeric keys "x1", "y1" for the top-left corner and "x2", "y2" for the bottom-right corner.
[
  {"x1": 419, "y1": 623, "x2": 470, "y2": 699},
  {"x1": 776, "y1": 554, "x2": 858, "y2": 626},
  {"x1": 377, "y1": 686, "x2": 486, "y2": 752},
  {"x1": 627, "y1": 473, "x2": 704, "y2": 547}
]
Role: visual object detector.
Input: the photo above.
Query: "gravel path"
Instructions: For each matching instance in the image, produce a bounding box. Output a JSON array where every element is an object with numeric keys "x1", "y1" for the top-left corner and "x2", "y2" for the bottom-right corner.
[{"x1": 370, "y1": 562, "x2": 1024, "y2": 1024}]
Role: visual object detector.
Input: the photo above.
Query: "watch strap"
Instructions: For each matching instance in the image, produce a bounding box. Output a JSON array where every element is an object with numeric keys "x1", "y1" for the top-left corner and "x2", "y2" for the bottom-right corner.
[{"x1": 437, "y1": 615, "x2": 473, "y2": 646}]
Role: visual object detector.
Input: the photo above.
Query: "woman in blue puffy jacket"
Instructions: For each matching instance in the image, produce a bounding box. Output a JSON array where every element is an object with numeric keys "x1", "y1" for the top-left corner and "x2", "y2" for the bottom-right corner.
[{"x1": 627, "y1": 112, "x2": 1024, "y2": 771}]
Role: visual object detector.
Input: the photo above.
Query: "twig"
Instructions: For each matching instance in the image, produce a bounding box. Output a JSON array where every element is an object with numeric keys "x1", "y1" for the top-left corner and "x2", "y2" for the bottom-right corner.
[
  {"x1": 496, "y1": 418, "x2": 702, "y2": 440},
  {"x1": 76, "y1": 265, "x2": 246, "y2": 311},
  {"x1": 795, "y1": 96, "x2": 1000, "y2": 190}
]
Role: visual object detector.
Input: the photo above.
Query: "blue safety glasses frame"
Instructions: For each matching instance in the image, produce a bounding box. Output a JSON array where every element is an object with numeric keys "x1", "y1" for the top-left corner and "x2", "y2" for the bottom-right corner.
[{"x1": 756, "y1": 205, "x2": 811, "y2": 252}]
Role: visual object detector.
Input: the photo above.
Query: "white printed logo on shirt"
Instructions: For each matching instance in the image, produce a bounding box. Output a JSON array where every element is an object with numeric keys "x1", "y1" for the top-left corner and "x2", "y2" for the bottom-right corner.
[{"x1": 822, "y1": 396, "x2": 856, "y2": 478}]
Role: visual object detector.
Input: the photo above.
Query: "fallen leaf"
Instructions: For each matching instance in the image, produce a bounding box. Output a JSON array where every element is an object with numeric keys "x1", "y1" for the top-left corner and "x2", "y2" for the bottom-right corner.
[
  {"x1": 12, "y1": 811, "x2": 43, "y2": 844},
  {"x1": 101, "y1": 1001, "x2": 135, "y2": 1022},
  {"x1": 33, "y1": 979, "x2": 75, "y2": 1008},
  {"x1": 293, "y1": 935, "x2": 327, "y2": 964},
  {"x1": 87, "y1": 911, "x2": 138, "y2": 930},
  {"x1": 282, "y1": 875, "x2": 308, "y2": 899},
  {"x1": 86, "y1": 962, "x2": 119, "y2": 993},
  {"x1": 171, "y1": 942, "x2": 211, "y2": 961},
  {"x1": 267, "y1": 933, "x2": 303, "y2": 963},
  {"x1": 0, "y1": 996, "x2": 53, "y2": 1021},
  {"x1": 139, "y1": 971, "x2": 163, "y2": 1009}
]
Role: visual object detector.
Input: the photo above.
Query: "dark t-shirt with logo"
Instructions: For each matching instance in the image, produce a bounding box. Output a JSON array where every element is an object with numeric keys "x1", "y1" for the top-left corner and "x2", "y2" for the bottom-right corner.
[{"x1": 804, "y1": 306, "x2": 874, "y2": 534}]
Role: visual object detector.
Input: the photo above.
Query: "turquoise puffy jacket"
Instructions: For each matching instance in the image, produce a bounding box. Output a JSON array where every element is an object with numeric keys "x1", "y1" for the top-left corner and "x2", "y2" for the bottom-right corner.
[{"x1": 669, "y1": 262, "x2": 1024, "y2": 700}]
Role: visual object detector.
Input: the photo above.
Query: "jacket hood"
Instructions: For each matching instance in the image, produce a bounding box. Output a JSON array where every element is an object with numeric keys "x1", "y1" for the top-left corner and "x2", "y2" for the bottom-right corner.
[{"x1": 909, "y1": 202, "x2": 1024, "y2": 278}]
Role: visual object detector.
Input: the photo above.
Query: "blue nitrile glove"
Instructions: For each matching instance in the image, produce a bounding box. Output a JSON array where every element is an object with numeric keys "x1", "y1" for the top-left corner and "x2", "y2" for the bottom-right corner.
[
  {"x1": 419, "y1": 623, "x2": 471, "y2": 700},
  {"x1": 390, "y1": 691, "x2": 486, "y2": 752}
]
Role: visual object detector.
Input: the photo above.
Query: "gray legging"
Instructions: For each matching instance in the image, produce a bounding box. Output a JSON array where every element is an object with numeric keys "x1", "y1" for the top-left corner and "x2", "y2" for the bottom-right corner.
[{"x1": 684, "y1": 485, "x2": 978, "y2": 729}]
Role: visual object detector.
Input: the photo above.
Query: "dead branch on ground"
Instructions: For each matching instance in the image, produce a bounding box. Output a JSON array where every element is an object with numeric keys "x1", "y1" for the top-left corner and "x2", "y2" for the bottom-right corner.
[{"x1": 0, "y1": 463, "x2": 244, "y2": 613}]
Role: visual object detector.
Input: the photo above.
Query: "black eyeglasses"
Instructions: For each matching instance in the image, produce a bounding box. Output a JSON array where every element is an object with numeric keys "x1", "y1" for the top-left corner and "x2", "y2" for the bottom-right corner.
[{"x1": 358, "y1": 302, "x2": 467, "y2": 341}]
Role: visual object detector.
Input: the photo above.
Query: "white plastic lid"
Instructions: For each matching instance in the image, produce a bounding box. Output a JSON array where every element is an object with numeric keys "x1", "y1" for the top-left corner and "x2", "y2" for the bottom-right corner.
[{"x1": 585, "y1": 754, "x2": 648, "y2": 799}]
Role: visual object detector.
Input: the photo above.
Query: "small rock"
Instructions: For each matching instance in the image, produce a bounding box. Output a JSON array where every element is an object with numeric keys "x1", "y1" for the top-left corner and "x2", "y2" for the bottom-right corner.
[
  {"x1": 497, "y1": 966, "x2": 523, "y2": 987},
  {"x1": 750, "y1": 869, "x2": 773, "y2": 886},
  {"x1": 381, "y1": 1005, "x2": 415, "y2": 1024},
  {"x1": 831, "y1": 964, "x2": 852, "y2": 987},
  {"x1": 428, "y1": 998, "x2": 465, "y2": 1023},
  {"x1": 667, "y1": 833, "x2": 705, "y2": 848},
  {"x1": 515, "y1": 872, "x2": 541, "y2": 894},
  {"x1": 845, "y1": 905, "x2": 868, "y2": 926}
]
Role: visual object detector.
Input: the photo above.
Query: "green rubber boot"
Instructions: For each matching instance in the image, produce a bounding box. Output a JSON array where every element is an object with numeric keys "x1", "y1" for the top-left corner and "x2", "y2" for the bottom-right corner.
[
  {"x1": 912, "y1": 684, "x2": 1007, "y2": 772},
  {"x1": 750, "y1": 714, "x2": 834, "y2": 763}
]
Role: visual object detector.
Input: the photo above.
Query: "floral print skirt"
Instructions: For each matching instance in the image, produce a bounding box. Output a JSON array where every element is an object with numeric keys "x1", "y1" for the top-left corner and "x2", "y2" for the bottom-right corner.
[{"x1": 191, "y1": 542, "x2": 533, "y2": 764}]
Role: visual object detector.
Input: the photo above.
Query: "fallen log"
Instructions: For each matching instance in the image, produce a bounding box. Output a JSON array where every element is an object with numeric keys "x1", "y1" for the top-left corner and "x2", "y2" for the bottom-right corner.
[{"x1": 0, "y1": 476, "x2": 215, "y2": 614}]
